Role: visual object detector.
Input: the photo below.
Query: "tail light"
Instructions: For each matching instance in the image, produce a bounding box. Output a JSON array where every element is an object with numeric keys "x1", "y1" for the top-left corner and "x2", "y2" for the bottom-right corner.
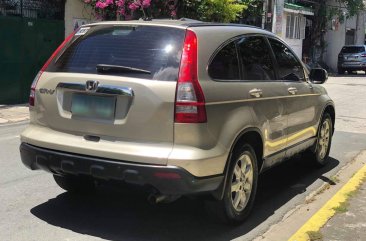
[
  {"x1": 174, "y1": 30, "x2": 207, "y2": 123},
  {"x1": 29, "y1": 31, "x2": 75, "y2": 107}
]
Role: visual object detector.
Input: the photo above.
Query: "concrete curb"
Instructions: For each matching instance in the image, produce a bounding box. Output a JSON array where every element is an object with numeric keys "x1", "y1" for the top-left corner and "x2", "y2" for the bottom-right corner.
[
  {"x1": 0, "y1": 104, "x2": 30, "y2": 125},
  {"x1": 288, "y1": 157, "x2": 366, "y2": 241},
  {"x1": 253, "y1": 151, "x2": 366, "y2": 241}
]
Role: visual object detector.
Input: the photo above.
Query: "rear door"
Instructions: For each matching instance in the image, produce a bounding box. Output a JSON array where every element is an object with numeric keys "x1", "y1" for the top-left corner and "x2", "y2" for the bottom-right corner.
[
  {"x1": 33, "y1": 24, "x2": 186, "y2": 165},
  {"x1": 268, "y1": 38, "x2": 319, "y2": 157},
  {"x1": 235, "y1": 36, "x2": 289, "y2": 165}
]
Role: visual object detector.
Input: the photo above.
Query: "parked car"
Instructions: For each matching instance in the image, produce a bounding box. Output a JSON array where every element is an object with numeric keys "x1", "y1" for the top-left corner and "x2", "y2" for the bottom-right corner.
[
  {"x1": 19, "y1": 20, "x2": 335, "y2": 224},
  {"x1": 337, "y1": 45, "x2": 366, "y2": 74}
]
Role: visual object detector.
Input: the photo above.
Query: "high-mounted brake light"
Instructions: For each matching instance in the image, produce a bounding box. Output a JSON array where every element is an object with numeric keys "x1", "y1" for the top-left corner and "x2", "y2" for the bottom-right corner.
[
  {"x1": 29, "y1": 31, "x2": 75, "y2": 107},
  {"x1": 174, "y1": 30, "x2": 207, "y2": 123}
]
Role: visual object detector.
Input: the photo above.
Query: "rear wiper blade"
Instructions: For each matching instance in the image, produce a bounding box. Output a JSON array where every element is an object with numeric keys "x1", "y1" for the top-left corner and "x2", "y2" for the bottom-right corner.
[{"x1": 96, "y1": 64, "x2": 151, "y2": 74}]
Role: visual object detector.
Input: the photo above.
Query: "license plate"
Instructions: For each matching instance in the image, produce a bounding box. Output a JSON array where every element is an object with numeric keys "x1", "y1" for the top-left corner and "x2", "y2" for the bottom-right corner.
[{"x1": 71, "y1": 94, "x2": 116, "y2": 120}]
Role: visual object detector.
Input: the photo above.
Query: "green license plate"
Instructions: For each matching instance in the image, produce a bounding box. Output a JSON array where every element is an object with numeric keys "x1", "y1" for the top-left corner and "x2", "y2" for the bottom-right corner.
[{"x1": 71, "y1": 94, "x2": 116, "y2": 120}]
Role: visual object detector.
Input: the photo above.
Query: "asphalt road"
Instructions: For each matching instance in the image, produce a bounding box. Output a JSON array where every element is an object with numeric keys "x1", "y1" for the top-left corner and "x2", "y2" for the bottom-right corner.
[{"x1": 1, "y1": 76, "x2": 366, "y2": 241}]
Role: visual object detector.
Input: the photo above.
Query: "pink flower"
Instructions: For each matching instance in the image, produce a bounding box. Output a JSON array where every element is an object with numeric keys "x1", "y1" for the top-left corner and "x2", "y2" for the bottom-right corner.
[
  {"x1": 118, "y1": 8, "x2": 125, "y2": 15},
  {"x1": 170, "y1": 10, "x2": 176, "y2": 17},
  {"x1": 128, "y1": 2, "x2": 139, "y2": 10},
  {"x1": 142, "y1": 0, "x2": 151, "y2": 8},
  {"x1": 128, "y1": 0, "x2": 150, "y2": 10},
  {"x1": 115, "y1": 0, "x2": 125, "y2": 7},
  {"x1": 84, "y1": 0, "x2": 91, "y2": 3},
  {"x1": 95, "y1": 1, "x2": 108, "y2": 9}
]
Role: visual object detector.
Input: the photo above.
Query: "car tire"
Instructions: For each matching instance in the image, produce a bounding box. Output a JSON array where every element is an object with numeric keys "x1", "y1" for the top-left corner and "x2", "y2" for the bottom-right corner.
[
  {"x1": 53, "y1": 175, "x2": 95, "y2": 194},
  {"x1": 306, "y1": 113, "x2": 333, "y2": 167},
  {"x1": 337, "y1": 68, "x2": 344, "y2": 75},
  {"x1": 205, "y1": 144, "x2": 258, "y2": 224}
]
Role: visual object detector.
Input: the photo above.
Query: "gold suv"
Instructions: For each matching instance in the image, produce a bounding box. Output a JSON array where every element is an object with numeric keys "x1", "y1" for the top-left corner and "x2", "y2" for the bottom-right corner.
[{"x1": 20, "y1": 20, "x2": 335, "y2": 223}]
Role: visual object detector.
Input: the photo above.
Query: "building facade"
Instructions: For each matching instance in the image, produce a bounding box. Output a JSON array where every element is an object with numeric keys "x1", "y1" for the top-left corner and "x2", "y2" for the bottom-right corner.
[
  {"x1": 323, "y1": 0, "x2": 366, "y2": 71},
  {"x1": 264, "y1": 0, "x2": 365, "y2": 71},
  {"x1": 271, "y1": 0, "x2": 313, "y2": 59}
]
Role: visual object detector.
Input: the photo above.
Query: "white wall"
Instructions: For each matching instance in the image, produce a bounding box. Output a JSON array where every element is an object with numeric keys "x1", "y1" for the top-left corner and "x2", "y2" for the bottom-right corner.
[
  {"x1": 64, "y1": 0, "x2": 96, "y2": 37},
  {"x1": 280, "y1": 12, "x2": 304, "y2": 58}
]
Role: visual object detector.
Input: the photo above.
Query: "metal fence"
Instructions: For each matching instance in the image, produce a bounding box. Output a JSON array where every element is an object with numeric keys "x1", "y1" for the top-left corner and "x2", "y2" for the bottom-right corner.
[
  {"x1": 0, "y1": 0, "x2": 65, "y2": 104},
  {"x1": 0, "y1": 0, "x2": 65, "y2": 20}
]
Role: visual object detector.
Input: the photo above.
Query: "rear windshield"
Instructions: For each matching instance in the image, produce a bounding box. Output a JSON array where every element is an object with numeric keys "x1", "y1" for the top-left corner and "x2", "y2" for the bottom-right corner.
[
  {"x1": 341, "y1": 46, "x2": 365, "y2": 53},
  {"x1": 47, "y1": 25, "x2": 185, "y2": 81}
]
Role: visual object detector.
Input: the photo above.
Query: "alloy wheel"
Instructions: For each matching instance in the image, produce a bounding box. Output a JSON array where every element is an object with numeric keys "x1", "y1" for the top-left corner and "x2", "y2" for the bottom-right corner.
[
  {"x1": 230, "y1": 153, "x2": 253, "y2": 212},
  {"x1": 318, "y1": 118, "x2": 331, "y2": 159}
]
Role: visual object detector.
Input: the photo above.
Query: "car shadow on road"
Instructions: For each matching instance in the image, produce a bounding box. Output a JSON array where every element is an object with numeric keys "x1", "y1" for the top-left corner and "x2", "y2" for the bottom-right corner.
[{"x1": 30, "y1": 156, "x2": 339, "y2": 241}]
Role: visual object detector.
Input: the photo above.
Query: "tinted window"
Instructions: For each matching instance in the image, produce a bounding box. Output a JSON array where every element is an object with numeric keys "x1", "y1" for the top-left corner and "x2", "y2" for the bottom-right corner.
[
  {"x1": 341, "y1": 46, "x2": 365, "y2": 53},
  {"x1": 237, "y1": 36, "x2": 275, "y2": 81},
  {"x1": 269, "y1": 38, "x2": 305, "y2": 81},
  {"x1": 208, "y1": 42, "x2": 240, "y2": 80},
  {"x1": 47, "y1": 25, "x2": 185, "y2": 81}
]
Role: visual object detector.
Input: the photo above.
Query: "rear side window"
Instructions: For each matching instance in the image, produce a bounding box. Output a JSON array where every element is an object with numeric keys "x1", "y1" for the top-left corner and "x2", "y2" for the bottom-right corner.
[
  {"x1": 268, "y1": 38, "x2": 305, "y2": 81},
  {"x1": 341, "y1": 46, "x2": 365, "y2": 53},
  {"x1": 237, "y1": 36, "x2": 275, "y2": 81},
  {"x1": 47, "y1": 25, "x2": 185, "y2": 81},
  {"x1": 208, "y1": 42, "x2": 240, "y2": 81}
]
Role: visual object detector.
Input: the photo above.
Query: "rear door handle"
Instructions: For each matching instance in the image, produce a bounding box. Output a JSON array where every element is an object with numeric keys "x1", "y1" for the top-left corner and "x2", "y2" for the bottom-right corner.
[
  {"x1": 249, "y1": 88, "x2": 263, "y2": 98},
  {"x1": 288, "y1": 87, "x2": 298, "y2": 95}
]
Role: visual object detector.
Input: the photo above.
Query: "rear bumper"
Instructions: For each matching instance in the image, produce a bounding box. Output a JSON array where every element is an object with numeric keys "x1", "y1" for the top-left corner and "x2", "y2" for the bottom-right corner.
[
  {"x1": 20, "y1": 143, "x2": 223, "y2": 195},
  {"x1": 338, "y1": 62, "x2": 366, "y2": 69}
]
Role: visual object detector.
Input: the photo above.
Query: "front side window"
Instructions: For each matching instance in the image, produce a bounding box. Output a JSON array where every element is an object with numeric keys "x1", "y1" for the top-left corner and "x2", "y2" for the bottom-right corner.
[
  {"x1": 237, "y1": 36, "x2": 275, "y2": 81},
  {"x1": 208, "y1": 42, "x2": 240, "y2": 81},
  {"x1": 268, "y1": 38, "x2": 305, "y2": 81}
]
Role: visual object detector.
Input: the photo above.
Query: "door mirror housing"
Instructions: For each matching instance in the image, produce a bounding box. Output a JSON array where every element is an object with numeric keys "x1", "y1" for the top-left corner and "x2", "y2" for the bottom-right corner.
[{"x1": 309, "y1": 68, "x2": 328, "y2": 84}]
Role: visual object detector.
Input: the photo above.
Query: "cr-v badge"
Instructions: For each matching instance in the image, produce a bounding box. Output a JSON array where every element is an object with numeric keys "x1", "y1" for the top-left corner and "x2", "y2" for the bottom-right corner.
[{"x1": 39, "y1": 88, "x2": 55, "y2": 95}]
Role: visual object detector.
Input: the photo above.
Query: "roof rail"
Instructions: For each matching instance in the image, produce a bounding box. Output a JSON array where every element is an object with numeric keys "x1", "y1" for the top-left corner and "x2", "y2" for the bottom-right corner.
[{"x1": 178, "y1": 18, "x2": 202, "y2": 23}]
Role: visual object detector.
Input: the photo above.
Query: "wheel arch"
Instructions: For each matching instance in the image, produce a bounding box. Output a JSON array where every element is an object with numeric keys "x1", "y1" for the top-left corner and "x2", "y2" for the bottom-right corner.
[
  {"x1": 212, "y1": 127, "x2": 264, "y2": 200},
  {"x1": 322, "y1": 103, "x2": 335, "y2": 134}
]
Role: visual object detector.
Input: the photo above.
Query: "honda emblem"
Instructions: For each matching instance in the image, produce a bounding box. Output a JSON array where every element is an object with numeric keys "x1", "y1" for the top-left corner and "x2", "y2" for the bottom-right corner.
[{"x1": 86, "y1": 80, "x2": 99, "y2": 92}]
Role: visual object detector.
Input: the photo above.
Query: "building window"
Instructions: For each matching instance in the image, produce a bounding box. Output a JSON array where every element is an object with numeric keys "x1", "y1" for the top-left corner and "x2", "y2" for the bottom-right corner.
[{"x1": 286, "y1": 13, "x2": 305, "y2": 39}]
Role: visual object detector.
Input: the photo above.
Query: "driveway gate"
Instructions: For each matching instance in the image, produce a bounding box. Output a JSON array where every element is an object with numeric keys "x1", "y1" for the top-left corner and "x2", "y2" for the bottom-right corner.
[{"x1": 0, "y1": 0, "x2": 65, "y2": 104}]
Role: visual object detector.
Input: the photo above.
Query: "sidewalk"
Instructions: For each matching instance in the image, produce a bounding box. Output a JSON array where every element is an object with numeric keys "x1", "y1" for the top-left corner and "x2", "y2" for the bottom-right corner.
[
  {"x1": 287, "y1": 153, "x2": 366, "y2": 241},
  {"x1": 321, "y1": 180, "x2": 366, "y2": 241},
  {"x1": 0, "y1": 104, "x2": 30, "y2": 124}
]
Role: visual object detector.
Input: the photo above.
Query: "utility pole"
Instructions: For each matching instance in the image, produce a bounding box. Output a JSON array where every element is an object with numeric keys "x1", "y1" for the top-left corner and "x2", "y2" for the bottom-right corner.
[{"x1": 262, "y1": 0, "x2": 268, "y2": 29}]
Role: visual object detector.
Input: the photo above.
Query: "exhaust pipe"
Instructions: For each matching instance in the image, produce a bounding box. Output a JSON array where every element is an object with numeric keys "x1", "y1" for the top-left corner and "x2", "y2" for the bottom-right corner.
[{"x1": 148, "y1": 193, "x2": 168, "y2": 204}]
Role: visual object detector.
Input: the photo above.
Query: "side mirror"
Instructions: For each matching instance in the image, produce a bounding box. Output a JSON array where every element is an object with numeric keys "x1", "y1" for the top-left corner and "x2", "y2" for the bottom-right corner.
[{"x1": 309, "y1": 68, "x2": 328, "y2": 84}]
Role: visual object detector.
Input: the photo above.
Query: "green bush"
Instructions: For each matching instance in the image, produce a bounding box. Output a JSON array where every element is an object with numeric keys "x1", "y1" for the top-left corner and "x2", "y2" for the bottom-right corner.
[{"x1": 183, "y1": 0, "x2": 248, "y2": 22}]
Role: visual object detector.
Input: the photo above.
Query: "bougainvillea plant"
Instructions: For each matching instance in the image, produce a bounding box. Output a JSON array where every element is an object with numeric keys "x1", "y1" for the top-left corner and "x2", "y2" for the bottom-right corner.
[
  {"x1": 83, "y1": 0, "x2": 178, "y2": 20},
  {"x1": 83, "y1": 0, "x2": 248, "y2": 22}
]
